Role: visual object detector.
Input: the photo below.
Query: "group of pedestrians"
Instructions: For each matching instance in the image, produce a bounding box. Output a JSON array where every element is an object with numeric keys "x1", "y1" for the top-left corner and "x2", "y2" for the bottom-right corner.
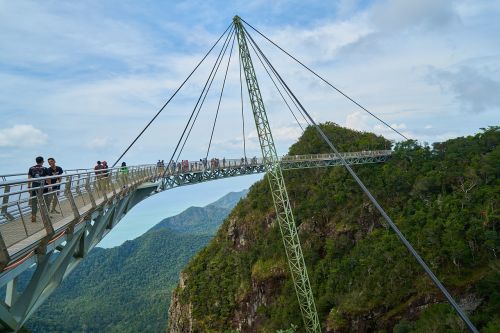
[
  {"x1": 28, "y1": 157, "x2": 130, "y2": 223},
  {"x1": 28, "y1": 156, "x2": 63, "y2": 223},
  {"x1": 161, "y1": 156, "x2": 261, "y2": 175},
  {"x1": 94, "y1": 160, "x2": 130, "y2": 191},
  {"x1": 94, "y1": 160, "x2": 110, "y2": 192}
]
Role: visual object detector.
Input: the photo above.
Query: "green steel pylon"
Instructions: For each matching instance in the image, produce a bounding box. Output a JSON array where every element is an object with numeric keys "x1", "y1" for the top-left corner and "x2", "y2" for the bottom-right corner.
[{"x1": 233, "y1": 16, "x2": 321, "y2": 333}]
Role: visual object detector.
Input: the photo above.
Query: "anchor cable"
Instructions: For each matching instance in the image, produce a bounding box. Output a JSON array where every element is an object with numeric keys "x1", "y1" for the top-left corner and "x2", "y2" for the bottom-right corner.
[
  {"x1": 241, "y1": 18, "x2": 409, "y2": 141},
  {"x1": 206, "y1": 32, "x2": 236, "y2": 160},
  {"x1": 175, "y1": 29, "x2": 236, "y2": 164},
  {"x1": 244, "y1": 28, "x2": 478, "y2": 333},
  {"x1": 161, "y1": 26, "x2": 235, "y2": 179},
  {"x1": 246, "y1": 31, "x2": 308, "y2": 132}
]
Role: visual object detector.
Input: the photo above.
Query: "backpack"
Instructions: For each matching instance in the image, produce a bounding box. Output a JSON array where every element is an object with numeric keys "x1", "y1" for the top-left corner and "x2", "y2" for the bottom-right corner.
[{"x1": 29, "y1": 165, "x2": 47, "y2": 186}]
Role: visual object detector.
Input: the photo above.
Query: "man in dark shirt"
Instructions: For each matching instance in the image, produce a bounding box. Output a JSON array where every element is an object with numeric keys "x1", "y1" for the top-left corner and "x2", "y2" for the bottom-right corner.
[
  {"x1": 47, "y1": 157, "x2": 63, "y2": 214},
  {"x1": 94, "y1": 161, "x2": 105, "y2": 192},
  {"x1": 28, "y1": 156, "x2": 48, "y2": 223}
]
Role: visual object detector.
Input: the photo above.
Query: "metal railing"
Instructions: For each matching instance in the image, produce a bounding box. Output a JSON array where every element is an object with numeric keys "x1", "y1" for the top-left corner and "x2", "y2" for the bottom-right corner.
[
  {"x1": 0, "y1": 165, "x2": 159, "y2": 256},
  {"x1": 0, "y1": 150, "x2": 392, "y2": 261}
]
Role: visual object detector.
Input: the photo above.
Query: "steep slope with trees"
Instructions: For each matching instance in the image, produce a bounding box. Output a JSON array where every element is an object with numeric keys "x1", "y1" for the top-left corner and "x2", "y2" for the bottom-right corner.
[
  {"x1": 25, "y1": 190, "x2": 247, "y2": 332},
  {"x1": 168, "y1": 124, "x2": 499, "y2": 332}
]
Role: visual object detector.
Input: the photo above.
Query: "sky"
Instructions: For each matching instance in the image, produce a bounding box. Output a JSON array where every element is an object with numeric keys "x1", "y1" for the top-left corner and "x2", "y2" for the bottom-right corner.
[{"x1": 1, "y1": 0, "x2": 499, "y2": 246}]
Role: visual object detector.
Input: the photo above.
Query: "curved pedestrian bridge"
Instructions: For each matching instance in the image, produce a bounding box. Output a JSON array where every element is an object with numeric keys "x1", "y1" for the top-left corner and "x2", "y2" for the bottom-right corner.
[{"x1": 0, "y1": 150, "x2": 390, "y2": 331}]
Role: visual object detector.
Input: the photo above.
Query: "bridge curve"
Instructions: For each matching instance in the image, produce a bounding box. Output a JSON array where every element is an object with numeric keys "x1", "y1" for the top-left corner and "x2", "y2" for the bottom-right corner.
[{"x1": 0, "y1": 150, "x2": 390, "y2": 331}]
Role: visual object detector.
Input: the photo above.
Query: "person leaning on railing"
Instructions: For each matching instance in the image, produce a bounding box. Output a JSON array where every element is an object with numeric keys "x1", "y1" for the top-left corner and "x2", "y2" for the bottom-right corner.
[
  {"x1": 27, "y1": 156, "x2": 48, "y2": 223},
  {"x1": 46, "y1": 157, "x2": 63, "y2": 214}
]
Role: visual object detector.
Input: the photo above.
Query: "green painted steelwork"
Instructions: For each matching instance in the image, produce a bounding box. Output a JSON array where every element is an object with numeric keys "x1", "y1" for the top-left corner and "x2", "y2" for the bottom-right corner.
[{"x1": 233, "y1": 16, "x2": 321, "y2": 333}]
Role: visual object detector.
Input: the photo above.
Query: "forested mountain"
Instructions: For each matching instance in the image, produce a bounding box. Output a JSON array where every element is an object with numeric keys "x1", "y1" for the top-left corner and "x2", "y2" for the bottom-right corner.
[
  {"x1": 168, "y1": 123, "x2": 499, "y2": 332},
  {"x1": 25, "y1": 190, "x2": 247, "y2": 333},
  {"x1": 150, "y1": 190, "x2": 248, "y2": 235}
]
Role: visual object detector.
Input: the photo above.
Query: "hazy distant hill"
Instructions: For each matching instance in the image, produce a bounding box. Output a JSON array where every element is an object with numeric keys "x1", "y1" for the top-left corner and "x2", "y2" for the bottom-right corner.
[
  {"x1": 26, "y1": 189, "x2": 248, "y2": 333},
  {"x1": 149, "y1": 190, "x2": 248, "y2": 235}
]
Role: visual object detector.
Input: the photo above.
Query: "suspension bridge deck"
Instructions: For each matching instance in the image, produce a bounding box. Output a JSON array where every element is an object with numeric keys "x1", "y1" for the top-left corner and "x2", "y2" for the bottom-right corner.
[{"x1": 0, "y1": 151, "x2": 390, "y2": 265}]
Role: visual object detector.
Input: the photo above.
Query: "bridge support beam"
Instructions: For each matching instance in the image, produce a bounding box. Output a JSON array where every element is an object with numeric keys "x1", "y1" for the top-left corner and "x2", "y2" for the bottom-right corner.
[{"x1": 0, "y1": 187, "x2": 158, "y2": 332}]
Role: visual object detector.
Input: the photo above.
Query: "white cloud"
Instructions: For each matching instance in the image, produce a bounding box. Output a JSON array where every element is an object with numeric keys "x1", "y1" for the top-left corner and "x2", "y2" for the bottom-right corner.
[
  {"x1": 370, "y1": 0, "x2": 461, "y2": 32},
  {"x1": 0, "y1": 125, "x2": 48, "y2": 148},
  {"x1": 86, "y1": 137, "x2": 112, "y2": 150},
  {"x1": 345, "y1": 111, "x2": 411, "y2": 140},
  {"x1": 272, "y1": 125, "x2": 303, "y2": 141},
  {"x1": 0, "y1": 0, "x2": 498, "y2": 173},
  {"x1": 428, "y1": 66, "x2": 500, "y2": 113}
]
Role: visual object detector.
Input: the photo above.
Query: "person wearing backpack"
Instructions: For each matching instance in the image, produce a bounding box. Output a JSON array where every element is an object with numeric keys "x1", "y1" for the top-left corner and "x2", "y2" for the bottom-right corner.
[{"x1": 28, "y1": 156, "x2": 48, "y2": 223}]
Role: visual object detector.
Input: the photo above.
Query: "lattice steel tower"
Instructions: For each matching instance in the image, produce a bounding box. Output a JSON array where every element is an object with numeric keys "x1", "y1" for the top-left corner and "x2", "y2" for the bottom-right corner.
[{"x1": 233, "y1": 16, "x2": 321, "y2": 333}]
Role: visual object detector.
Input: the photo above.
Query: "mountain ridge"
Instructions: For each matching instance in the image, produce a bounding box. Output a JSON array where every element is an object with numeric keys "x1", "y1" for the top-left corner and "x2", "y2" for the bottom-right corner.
[{"x1": 25, "y1": 189, "x2": 248, "y2": 332}]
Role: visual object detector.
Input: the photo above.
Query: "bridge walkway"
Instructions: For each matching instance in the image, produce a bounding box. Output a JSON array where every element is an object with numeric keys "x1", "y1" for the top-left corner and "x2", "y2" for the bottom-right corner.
[{"x1": 0, "y1": 151, "x2": 391, "y2": 266}]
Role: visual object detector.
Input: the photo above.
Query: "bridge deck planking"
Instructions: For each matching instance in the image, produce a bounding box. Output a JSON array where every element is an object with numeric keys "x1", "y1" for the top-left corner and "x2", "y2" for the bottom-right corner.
[{"x1": 3, "y1": 188, "x2": 120, "y2": 258}]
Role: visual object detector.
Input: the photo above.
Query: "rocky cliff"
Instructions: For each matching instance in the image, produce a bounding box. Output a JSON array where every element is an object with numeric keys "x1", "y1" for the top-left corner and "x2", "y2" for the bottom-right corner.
[{"x1": 168, "y1": 124, "x2": 499, "y2": 332}]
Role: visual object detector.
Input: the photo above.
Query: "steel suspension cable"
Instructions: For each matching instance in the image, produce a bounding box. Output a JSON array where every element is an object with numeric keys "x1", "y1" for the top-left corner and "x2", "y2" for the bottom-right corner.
[
  {"x1": 161, "y1": 27, "x2": 235, "y2": 179},
  {"x1": 175, "y1": 29, "x2": 236, "y2": 164},
  {"x1": 205, "y1": 32, "x2": 236, "y2": 160},
  {"x1": 241, "y1": 18, "x2": 409, "y2": 141},
  {"x1": 238, "y1": 41, "x2": 247, "y2": 160},
  {"x1": 243, "y1": 26, "x2": 310, "y2": 129},
  {"x1": 245, "y1": 29, "x2": 478, "y2": 333},
  {"x1": 111, "y1": 23, "x2": 233, "y2": 168},
  {"x1": 245, "y1": 32, "x2": 307, "y2": 131}
]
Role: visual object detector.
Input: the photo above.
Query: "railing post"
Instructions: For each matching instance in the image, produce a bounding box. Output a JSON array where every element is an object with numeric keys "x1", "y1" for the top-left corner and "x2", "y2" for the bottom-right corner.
[
  {"x1": 0, "y1": 231, "x2": 10, "y2": 269},
  {"x1": 37, "y1": 188, "x2": 54, "y2": 235},
  {"x1": 132, "y1": 169, "x2": 139, "y2": 185},
  {"x1": 128, "y1": 169, "x2": 135, "y2": 187},
  {"x1": 110, "y1": 171, "x2": 117, "y2": 197},
  {"x1": 1, "y1": 185, "x2": 15, "y2": 221},
  {"x1": 85, "y1": 176, "x2": 96, "y2": 208},
  {"x1": 65, "y1": 176, "x2": 80, "y2": 220}
]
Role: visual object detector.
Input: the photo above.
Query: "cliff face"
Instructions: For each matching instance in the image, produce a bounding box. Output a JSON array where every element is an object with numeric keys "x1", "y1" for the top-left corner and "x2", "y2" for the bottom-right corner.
[
  {"x1": 169, "y1": 273, "x2": 193, "y2": 333},
  {"x1": 168, "y1": 124, "x2": 500, "y2": 332}
]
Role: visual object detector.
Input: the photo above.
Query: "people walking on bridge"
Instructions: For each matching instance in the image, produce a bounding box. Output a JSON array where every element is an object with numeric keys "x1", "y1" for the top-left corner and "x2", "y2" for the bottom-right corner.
[
  {"x1": 119, "y1": 162, "x2": 129, "y2": 187},
  {"x1": 157, "y1": 160, "x2": 165, "y2": 174},
  {"x1": 94, "y1": 161, "x2": 105, "y2": 192},
  {"x1": 102, "y1": 161, "x2": 110, "y2": 192},
  {"x1": 46, "y1": 157, "x2": 63, "y2": 214},
  {"x1": 28, "y1": 156, "x2": 48, "y2": 223},
  {"x1": 94, "y1": 161, "x2": 104, "y2": 175}
]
